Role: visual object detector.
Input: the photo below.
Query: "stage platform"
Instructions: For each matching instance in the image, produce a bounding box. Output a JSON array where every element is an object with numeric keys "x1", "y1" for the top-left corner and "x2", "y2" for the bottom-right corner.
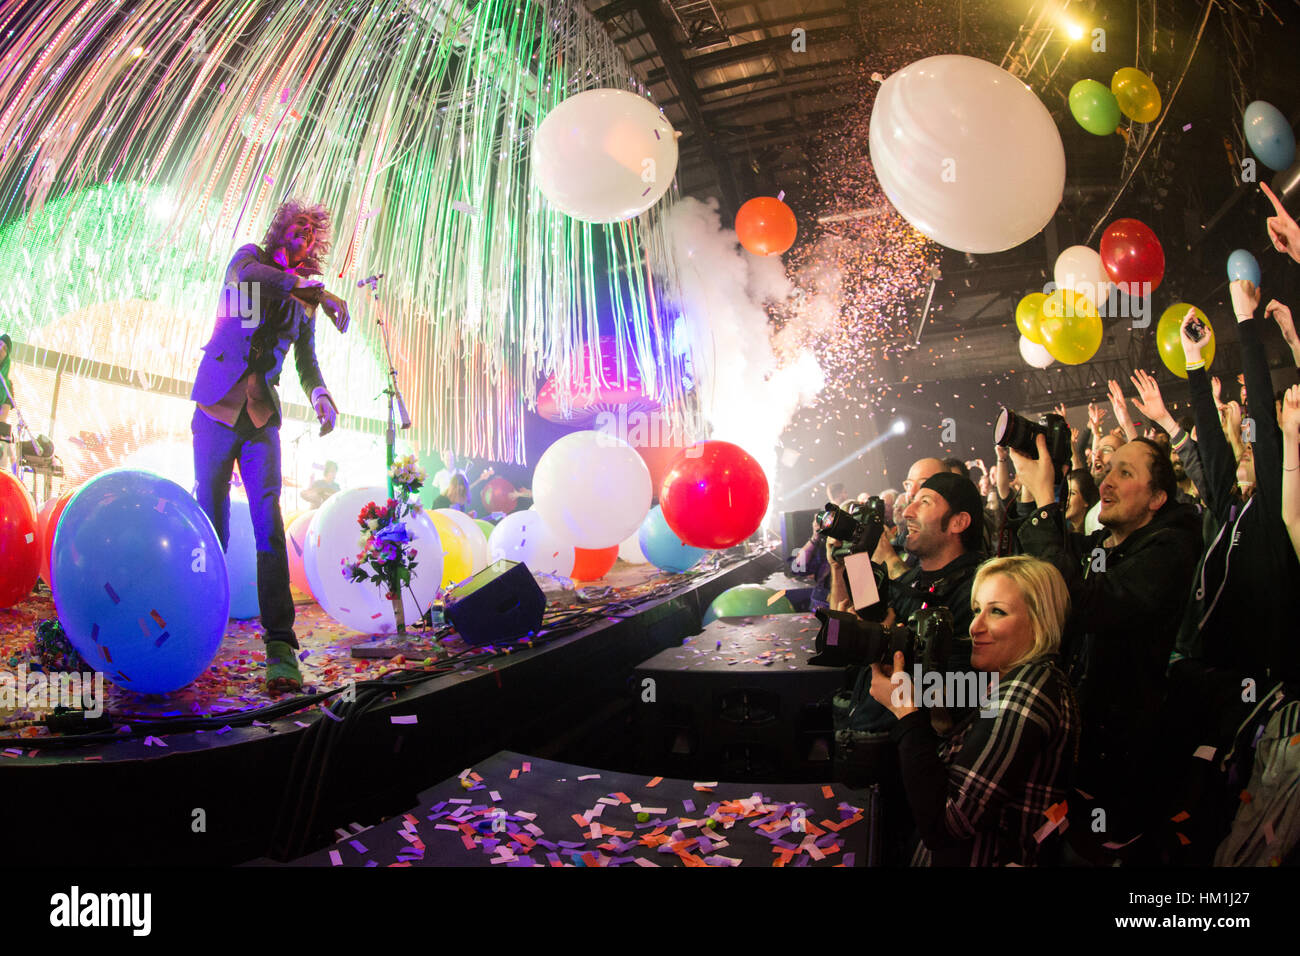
[
  {"x1": 2, "y1": 548, "x2": 811, "y2": 865},
  {"x1": 254, "y1": 750, "x2": 877, "y2": 867}
]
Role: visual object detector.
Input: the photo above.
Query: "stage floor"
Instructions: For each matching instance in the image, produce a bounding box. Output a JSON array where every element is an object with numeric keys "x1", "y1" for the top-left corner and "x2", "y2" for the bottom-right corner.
[{"x1": 0, "y1": 559, "x2": 732, "y2": 738}]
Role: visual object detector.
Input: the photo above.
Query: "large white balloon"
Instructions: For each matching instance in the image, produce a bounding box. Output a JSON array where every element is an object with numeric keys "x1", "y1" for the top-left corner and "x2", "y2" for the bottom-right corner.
[
  {"x1": 488, "y1": 509, "x2": 575, "y2": 577},
  {"x1": 531, "y1": 88, "x2": 679, "y2": 223},
  {"x1": 532, "y1": 430, "x2": 652, "y2": 549},
  {"x1": 1053, "y1": 245, "x2": 1110, "y2": 309},
  {"x1": 435, "y1": 507, "x2": 489, "y2": 575},
  {"x1": 869, "y1": 55, "x2": 1065, "y2": 254},
  {"x1": 1019, "y1": 334, "x2": 1056, "y2": 369},
  {"x1": 304, "y1": 486, "x2": 444, "y2": 634},
  {"x1": 618, "y1": 531, "x2": 649, "y2": 564}
]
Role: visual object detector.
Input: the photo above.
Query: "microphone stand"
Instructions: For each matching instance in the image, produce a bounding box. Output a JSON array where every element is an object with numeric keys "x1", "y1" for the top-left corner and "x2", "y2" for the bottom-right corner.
[{"x1": 359, "y1": 275, "x2": 410, "y2": 499}]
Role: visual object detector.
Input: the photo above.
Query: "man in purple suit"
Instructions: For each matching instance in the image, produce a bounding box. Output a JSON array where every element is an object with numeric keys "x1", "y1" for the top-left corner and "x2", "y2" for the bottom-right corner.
[{"x1": 191, "y1": 200, "x2": 350, "y2": 693}]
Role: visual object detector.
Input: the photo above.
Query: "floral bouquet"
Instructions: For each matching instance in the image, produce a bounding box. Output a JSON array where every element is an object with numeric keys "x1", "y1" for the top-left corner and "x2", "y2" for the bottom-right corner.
[{"x1": 343, "y1": 454, "x2": 426, "y2": 634}]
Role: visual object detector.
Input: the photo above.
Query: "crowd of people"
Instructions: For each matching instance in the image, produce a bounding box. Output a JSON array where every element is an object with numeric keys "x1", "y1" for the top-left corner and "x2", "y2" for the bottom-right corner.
[{"x1": 789, "y1": 197, "x2": 1300, "y2": 867}]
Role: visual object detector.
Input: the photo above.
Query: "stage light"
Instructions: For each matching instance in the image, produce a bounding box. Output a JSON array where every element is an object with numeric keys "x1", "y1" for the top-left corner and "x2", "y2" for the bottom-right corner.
[
  {"x1": 891, "y1": 419, "x2": 907, "y2": 435},
  {"x1": 1062, "y1": 19, "x2": 1086, "y2": 42}
]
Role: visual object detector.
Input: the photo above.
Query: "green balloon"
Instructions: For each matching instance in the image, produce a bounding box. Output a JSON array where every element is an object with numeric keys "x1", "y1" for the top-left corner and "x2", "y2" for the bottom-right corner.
[
  {"x1": 475, "y1": 518, "x2": 495, "y2": 538},
  {"x1": 1069, "y1": 79, "x2": 1121, "y2": 136},
  {"x1": 702, "y1": 584, "x2": 796, "y2": 625}
]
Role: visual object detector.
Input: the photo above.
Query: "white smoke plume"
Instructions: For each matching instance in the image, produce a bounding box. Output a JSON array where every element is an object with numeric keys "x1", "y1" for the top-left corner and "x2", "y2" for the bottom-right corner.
[{"x1": 662, "y1": 196, "x2": 826, "y2": 487}]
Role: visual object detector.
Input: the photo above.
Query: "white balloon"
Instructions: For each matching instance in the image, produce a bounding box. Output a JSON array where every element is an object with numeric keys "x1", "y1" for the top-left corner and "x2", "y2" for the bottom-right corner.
[
  {"x1": 868, "y1": 55, "x2": 1065, "y2": 254},
  {"x1": 618, "y1": 531, "x2": 649, "y2": 564},
  {"x1": 304, "y1": 486, "x2": 444, "y2": 634},
  {"x1": 1019, "y1": 334, "x2": 1056, "y2": 369},
  {"x1": 435, "y1": 507, "x2": 489, "y2": 575},
  {"x1": 1053, "y1": 245, "x2": 1110, "y2": 309},
  {"x1": 532, "y1": 430, "x2": 652, "y2": 549},
  {"x1": 487, "y1": 508, "x2": 575, "y2": 577},
  {"x1": 531, "y1": 89, "x2": 679, "y2": 223}
]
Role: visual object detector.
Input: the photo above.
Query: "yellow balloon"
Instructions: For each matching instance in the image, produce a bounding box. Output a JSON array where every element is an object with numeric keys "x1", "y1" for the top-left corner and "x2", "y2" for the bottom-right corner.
[
  {"x1": 1156, "y1": 303, "x2": 1215, "y2": 379},
  {"x1": 1015, "y1": 292, "x2": 1048, "y2": 345},
  {"x1": 1111, "y1": 68, "x2": 1161, "y2": 124},
  {"x1": 1039, "y1": 289, "x2": 1102, "y2": 364},
  {"x1": 427, "y1": 511, "x2": 473, "y2": 587}
]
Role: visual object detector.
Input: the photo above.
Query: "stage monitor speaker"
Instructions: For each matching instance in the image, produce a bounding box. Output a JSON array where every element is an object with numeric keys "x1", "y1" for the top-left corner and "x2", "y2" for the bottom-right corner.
[
  {"x1": 445, "y1": 559, "x2": 546, "y2": 646},
  {"x1": 780, "y1": 508, "x2": 820, "y2": 558}
]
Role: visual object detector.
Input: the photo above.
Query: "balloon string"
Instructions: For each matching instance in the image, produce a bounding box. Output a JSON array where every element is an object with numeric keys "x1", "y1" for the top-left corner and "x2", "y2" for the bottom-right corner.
[{"x1": 1084, "y1": 0, "x2": 1214, "y2": 245}]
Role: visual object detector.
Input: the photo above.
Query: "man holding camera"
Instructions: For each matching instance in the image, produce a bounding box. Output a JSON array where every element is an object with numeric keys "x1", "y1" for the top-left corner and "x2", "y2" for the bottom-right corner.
[
  {"x1": 1011, "y1": 430, "x2": 1201, "y2": 857},
  {"x1": 828, "y1": 472, "x2": 986, "y2": 736}
]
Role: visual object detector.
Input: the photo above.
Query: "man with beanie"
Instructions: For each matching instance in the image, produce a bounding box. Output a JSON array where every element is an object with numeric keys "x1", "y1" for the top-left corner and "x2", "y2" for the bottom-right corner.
[{"x1": 829, "y1": 470, "x2": 986, "y2": 730}]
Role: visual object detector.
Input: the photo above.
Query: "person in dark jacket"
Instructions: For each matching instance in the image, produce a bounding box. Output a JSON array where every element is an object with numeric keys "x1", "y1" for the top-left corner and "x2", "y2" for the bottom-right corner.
[
  {"x1": 191, "y1": 200, "x2": 351, "y2": 693},
  {"x1": 1010, "y1": 430, "x2": 1202, "y2": 853},
  {"x1": 1172, "y1": 287, "x2": 1300, "y2": 684}
]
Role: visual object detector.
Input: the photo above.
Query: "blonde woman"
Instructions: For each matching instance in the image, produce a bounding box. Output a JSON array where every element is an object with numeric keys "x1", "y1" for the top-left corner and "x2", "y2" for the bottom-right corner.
[{"x1": 869, "y1": 555, "x2": 1079, "y2": 866}]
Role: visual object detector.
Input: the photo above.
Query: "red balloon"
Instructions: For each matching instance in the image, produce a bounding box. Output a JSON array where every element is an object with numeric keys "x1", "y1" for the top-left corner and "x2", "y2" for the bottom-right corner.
[
  {"x1": 37, "y1": 488, "x2": 76, "y2": 586},
  {"x1": 659, "y1": 441, "x2": 769, "y2": 550},
  {"x1": 1100, "y1": 218, "x2": 1165, "y2": 293},
  {"x1": 735, "y1": 197, "x2": 797, "y2": 257},
  {"x1": 571, "y1": 545, "x2": 619, "y2": 582},
  {"x1": 482, "y1": 476, "x2": 518, "y2": 514},
  {"x1": 0, "y1": 471, "x2": 40, "y2": 608}
]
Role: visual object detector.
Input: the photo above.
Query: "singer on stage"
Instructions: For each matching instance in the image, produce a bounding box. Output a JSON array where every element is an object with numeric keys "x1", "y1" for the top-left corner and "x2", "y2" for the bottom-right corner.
[{"x1": 191, "y1": 200, "x2": 350, "y2": 693}]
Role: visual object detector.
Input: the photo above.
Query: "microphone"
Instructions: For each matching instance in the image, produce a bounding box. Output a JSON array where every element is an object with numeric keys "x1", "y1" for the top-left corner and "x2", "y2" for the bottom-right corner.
[{"x1": 356, "y1": 273, "x2": 384, "y2": 287}]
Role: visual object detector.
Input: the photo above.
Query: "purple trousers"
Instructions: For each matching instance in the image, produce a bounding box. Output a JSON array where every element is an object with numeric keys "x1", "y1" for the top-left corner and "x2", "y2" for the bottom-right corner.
[{"x1": 191, "y1": 406, "x2": 297, "y2": 647}]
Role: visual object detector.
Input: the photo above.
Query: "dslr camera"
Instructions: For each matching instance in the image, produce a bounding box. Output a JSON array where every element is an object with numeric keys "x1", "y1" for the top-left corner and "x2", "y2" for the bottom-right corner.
[
  {"x1": 809, "y1": 606, "x2": 954, "y2": 674},
  {"x1": 814, "y1": 496, "x2": 886, "y2": 561},
  {"x1": 994, "y1": 407, "x2": 1072, "y2": 473}
]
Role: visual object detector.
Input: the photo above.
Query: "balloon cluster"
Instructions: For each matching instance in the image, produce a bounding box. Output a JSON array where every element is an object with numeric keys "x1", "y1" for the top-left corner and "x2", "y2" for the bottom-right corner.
[
  {"x1": 485, "y1": 432, "x2": 771, "y2": 580},
  {"x1": 1014, "y1": 217, "x2": 1171, "y2": 369},
  {"x1": 1069, "y1": 68, "x2": 1161, "y2": 136},
  {"x1": 1012, "y1": 219, "x2": 1241, "y2": 379}
]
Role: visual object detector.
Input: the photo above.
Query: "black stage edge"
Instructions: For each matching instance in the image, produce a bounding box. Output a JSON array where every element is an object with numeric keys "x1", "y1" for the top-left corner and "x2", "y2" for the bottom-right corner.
[{"x1": 7, "y1": 550, "x2": 785, "y2": 866}]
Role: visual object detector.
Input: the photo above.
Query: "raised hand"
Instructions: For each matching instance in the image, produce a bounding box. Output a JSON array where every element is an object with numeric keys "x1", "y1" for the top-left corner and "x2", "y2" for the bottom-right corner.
[
  {"x1": 1261, "y1": 182, "x2": 1300, "y2": 264},
  {"x1": 1107, "y1": 379, "x2": 1137, "y2": 437},
  {"x1": 1229, "y1": 279, "x2": 1261, "y2": 321},
  {"x1": 1282, "y1": 384, "x2": 1300, "y2": 443},
  {"x1": 320, "y1": 291, "x2": 350, "y2": 333},
  {"x1": 1180, "y1": 308, "x2": 1210, "y2": 364},
  {"x1": 1130, "y1": 368, "x2": 1170, "y2": 426},
  {"x1": 1220, "y1": 399, "x2": 1243, "y2": 436},
  {"x1": 1265, "y1": 299, "x2": 1298, "y2": 347},
  {"x1": 1086, "y1": 398, "x2": 1107, "y2": 431}
]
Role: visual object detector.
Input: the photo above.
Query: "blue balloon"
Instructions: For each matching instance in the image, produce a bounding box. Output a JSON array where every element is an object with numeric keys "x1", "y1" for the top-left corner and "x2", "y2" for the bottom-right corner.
[
  {"x1": 1226, "y1": 249, "x2": 1261, "y2": 287},
  {"x1": 1244, "y1": 100, "x2": 1296, "y2": 172},
  {"x1": 638, "y1": 505, "x2": 706, "y2": 574},
  {"x1": 225, "y1": 499, "x2": 259, "y2": 620},
  {"x1": 51, "y1": 468, "x2": 230, "y2": 694}
]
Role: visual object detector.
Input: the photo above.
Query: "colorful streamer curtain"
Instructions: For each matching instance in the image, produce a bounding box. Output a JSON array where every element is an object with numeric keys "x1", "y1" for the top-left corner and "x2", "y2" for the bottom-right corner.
[{"x1": 0, "y1": 0, "x2": 697, "y2": 463}]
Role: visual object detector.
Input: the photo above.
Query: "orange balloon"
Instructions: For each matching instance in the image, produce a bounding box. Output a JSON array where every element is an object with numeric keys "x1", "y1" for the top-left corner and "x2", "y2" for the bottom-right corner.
[
  {"x1": 38, "y1": 489, "x2": 76, "y2": 587},
  {"x1": 735, "y1": 197, "x2": 797, "y2": 256},
  {"x1": 571, "y1": 545, "x2": 619, "y2": 582}
]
